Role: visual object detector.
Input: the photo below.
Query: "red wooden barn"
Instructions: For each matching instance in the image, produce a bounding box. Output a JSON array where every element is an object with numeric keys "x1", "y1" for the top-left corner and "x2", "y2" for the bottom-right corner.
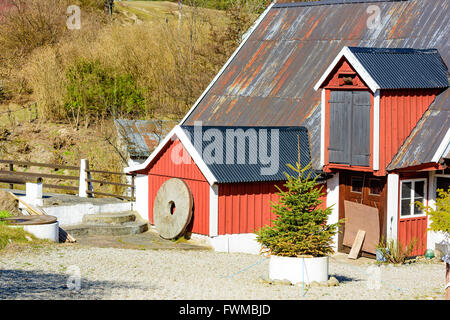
[{"x1": 127, "y1": 0, "x2": 449, "y2": 256}]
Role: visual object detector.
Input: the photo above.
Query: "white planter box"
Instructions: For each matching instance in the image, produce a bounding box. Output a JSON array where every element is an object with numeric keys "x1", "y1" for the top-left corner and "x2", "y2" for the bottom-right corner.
[
  {"x1": 12, "y1": 222, "x2": 59, "y2": 242},
  {"x1": 269, "y1": 255, "x2": 329, "y2": 285}
]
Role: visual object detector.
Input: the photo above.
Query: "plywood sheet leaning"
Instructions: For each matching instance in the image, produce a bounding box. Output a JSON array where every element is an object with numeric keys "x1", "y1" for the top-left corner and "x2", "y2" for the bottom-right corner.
[{"x1": 343, "y1": 200, "x2": 379, "y2": 254}]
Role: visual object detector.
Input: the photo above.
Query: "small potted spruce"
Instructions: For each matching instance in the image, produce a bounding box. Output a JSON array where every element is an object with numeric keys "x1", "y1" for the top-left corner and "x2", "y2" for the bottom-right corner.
[{"x1": 255, "y1": 163, "x2": 343, "y2": 285}]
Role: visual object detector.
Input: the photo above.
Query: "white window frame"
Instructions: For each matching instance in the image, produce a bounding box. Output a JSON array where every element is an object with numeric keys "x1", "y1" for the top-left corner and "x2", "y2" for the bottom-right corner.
[{"x1": 399, "y1": 178, "x2": 427, "y2": 219}]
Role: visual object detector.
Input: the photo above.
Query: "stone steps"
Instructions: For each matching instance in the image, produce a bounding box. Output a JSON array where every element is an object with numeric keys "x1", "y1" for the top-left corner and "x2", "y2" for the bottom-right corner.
[{"x1": 65, "y1": 211, "x2": 148, "y2": 237}]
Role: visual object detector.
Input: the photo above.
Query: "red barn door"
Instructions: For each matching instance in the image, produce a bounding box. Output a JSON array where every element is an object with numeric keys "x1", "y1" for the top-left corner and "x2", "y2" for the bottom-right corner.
[{"x1": 397, "y1": 178, "x2": 428, "y2": 256}]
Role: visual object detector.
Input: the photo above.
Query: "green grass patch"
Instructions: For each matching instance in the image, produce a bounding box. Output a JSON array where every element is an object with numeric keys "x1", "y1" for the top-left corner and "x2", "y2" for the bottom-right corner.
[{"x1": 0, "y1": 211, "x2": 49, "y2": 250}]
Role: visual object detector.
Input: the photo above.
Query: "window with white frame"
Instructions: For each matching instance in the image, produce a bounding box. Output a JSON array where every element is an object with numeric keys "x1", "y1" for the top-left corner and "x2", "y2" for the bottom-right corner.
[{"x1": 400, "y1": 179, "x2": 426, "y2": 218}]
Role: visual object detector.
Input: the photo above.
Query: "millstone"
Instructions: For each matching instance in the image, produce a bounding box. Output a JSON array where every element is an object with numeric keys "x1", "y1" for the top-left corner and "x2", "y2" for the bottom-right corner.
[{"x1": 153, "y1": 178, "x2": 193, "y2": 239}]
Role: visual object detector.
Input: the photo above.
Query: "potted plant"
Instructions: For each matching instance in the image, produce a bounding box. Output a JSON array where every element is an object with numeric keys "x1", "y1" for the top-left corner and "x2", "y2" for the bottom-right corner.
[{"x1": 255, "y1": 163, "x2": 343, "y2": 285}]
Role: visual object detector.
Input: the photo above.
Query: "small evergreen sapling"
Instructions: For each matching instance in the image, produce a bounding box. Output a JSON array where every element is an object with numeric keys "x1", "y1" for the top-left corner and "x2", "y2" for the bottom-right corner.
[{"x1": 255, "y1": 162, "x2": 343, "y2": 257}]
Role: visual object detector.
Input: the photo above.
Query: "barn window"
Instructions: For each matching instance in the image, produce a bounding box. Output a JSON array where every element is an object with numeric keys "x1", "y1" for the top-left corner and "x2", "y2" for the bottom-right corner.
[
  {"x1": 328, "y1": 90, "x2": 371, "y2": 166},
  {"x1": 400, "y1": 179, "x2": 426, "y2": 217},
  {"x1": 338, "y1": 73, "x2": 356, "y2": 86},
  {"x1": 351, "y1": 177, "x2": 363, "y2": 193},
  {"x1": 369, "y1": 179, "x2": 382, "y2": 195}
]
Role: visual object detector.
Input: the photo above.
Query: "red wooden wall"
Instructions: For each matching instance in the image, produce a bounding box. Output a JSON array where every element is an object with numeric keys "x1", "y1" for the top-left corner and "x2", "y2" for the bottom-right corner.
[
  {"x1": 145, "y1": 138, "x2": 329, "y2": 237},
  {"x1": 146, "y1": 139, "x2": 210, "y2": 235},
  {"x1": 217, "y1": 182, "x2": 327, "y2": 235},
  {"x1": 378, "y1": 89, "x2": 439, "y2": 175}
]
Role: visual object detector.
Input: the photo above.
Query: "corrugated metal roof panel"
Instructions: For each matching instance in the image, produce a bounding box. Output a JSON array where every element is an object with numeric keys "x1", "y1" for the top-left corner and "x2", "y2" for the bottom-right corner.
[
  {"x1": 115, "y1": 119, "x2": 177, "y2": 158},
  {"x1": 181, "y1": 126, "x2": 318, "y2": 183},
  {"x1": 348, "y1": 47, "x2": 448, "y2": 89},
  {"x1": 183, "y1": 0, "x2": 450, "y2": 170}
]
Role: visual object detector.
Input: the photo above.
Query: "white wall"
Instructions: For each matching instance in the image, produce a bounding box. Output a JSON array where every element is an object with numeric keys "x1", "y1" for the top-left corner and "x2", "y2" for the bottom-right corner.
[
  {"x1": 326, "y1": 173, "x2": 339, "y2": 252},
  {"x1": 386, "y1": 173, "x2": 399, "y2": 241},
  {"x1": 134, "y1": 174, "x2": 149, "y2": 221}
]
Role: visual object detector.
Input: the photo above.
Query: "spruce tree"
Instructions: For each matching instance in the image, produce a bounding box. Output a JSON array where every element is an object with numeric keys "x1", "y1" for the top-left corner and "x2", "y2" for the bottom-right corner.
[{"x1": 255, "y1": 162, "x2": 342, "y2": 257}]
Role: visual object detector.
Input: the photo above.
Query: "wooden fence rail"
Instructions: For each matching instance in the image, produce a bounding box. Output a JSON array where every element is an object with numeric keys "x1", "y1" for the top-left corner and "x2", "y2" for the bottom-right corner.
[{"x1": 0, "y1": 159, "x2": 135, "y2": 201}]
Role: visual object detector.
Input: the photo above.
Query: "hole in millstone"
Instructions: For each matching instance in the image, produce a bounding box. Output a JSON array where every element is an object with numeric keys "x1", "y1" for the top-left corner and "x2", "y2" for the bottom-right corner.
[{"x1": 168, "y1": 201, "x2": 176, "y2": 215}]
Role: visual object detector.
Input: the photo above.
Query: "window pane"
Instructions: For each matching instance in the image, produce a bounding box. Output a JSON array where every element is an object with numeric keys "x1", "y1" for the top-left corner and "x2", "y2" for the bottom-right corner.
[
  {"x1": 437, "y1": 177, "x2": 450, "y2": 193},
  {"x1": 414, "y1": 181, "x2": 424, "y2": 198},
  {"x1": 369, "y1": 179, "x2": 381, "y2": 195},
  {"x1": 351, "y1": 177, "x2": 363, "y2": 193},
  {"x1": 401, "y1": 182, "x2": 412, "y2": 199},
  {"x1": 401, "y1": 199, "x2": 411, "y2": 216},
  {"x1": 414, "y1": 198, "x2": 424, "y2": 215}
]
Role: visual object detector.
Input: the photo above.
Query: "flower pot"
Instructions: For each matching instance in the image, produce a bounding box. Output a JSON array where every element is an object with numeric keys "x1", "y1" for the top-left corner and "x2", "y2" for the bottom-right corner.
[
  {"x1": 269, "y1": 255, "x2": 328, "y2": 285},
  {"x1": 376, "y1": 248, "x2": 388, "y2": 262}
]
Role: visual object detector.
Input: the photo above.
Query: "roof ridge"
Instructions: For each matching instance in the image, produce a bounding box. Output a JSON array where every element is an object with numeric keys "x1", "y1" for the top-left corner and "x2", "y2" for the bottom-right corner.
[
  {"x1": 348, "y1": 46, "x2": 439, "y2": 54},
  {"x1": 273, "y1": 0, "x2": 409, "y2": 9}
]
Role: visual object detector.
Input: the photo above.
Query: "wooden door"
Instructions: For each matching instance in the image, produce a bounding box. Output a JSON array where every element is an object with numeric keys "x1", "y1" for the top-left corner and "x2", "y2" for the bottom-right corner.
[
  {"x1": 329, "y1": 91, "x2": 371, "y2": 166},
  {"x1": 397, "y1": 178, "x2": 428, "y2": 256},
  {"x1": 339, "y1": 171, "x2": 387, "y2": 254}
]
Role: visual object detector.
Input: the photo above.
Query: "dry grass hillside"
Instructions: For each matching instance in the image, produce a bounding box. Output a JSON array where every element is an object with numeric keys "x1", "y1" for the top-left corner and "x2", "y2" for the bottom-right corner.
[{"x1": 0, "y1": 0, "x2": 265, "y2": 195}]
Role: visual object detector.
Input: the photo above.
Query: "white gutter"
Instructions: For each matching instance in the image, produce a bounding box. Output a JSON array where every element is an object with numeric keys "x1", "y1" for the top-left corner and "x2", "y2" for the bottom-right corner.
[{"x1": 431, "y1": 128, "x2": 450, "y2": 163}]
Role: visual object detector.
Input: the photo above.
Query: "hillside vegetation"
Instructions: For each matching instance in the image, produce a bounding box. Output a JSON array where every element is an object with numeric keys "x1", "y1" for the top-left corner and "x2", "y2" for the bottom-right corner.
[
  {"x1": 0, "y1": 0, "x2": 267, "y2": 193},
  {"x1": 0, "y1": 0, "x2": 268, "y2": 125}
]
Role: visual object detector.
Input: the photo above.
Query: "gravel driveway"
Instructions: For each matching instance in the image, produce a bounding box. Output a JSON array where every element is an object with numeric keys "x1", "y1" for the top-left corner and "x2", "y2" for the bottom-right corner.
[{"x1": 0, "y1": 244, "x2": 445, "y2": 300}]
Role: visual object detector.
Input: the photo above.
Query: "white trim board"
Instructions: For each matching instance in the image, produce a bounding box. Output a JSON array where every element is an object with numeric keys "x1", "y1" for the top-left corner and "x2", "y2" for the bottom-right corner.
[
  {"x1": 431, "y1": 128, "x2": 450, "y2": 163},
  {"x1": 209, "y1": 184, "x2": 219, "y2": 237},
  {"x1": 320, "y1": 89, "x2": 325, "y2": 168},
  {"x1": 373, "y1": 89, "x2": 380, "y2": 171},
  {"x1": 313, "y1": 46, "x2": 380, "y2": 93},
  {"x1": 125, "y1": 125, "x2": 218, "y2": 185}
]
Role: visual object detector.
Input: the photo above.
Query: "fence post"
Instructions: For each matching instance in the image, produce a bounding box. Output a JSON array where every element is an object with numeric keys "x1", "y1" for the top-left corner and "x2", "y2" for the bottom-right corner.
[
  {"x1": 9, "y1": 163, "x2": 13, "y2": 189},
  {"x1": 79, "y1": 159, "x2": 93, "y2": 197},
  {"x1": 131, "y1": 174, "x2": 135, "y2": 200},
  {"x1": 25, "y1": 177, "x2": 43, "y2": 207}
]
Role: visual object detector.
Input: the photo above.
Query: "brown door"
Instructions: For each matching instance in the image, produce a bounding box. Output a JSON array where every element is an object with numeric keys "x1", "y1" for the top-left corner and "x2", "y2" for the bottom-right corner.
[{"x1": 339, "y1": 171, "x2": 387, "y2": 254}]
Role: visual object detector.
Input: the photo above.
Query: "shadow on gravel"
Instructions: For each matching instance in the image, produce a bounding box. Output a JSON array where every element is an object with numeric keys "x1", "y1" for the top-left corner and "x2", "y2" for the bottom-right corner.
[
  {"x1": 0, "y1": 269, "x2": 157, "y2": 299},
  {"x1": 330, "y1": 274, "x2": 359, "y2": 283}
]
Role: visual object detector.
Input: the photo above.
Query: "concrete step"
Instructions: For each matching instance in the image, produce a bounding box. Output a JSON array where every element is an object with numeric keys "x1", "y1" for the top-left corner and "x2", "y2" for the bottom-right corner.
[
  {"x1": 66, "y1": 220, "x2": 149, "y2": 237},
  {"x1": 82, "y1": 211, "x2": 136, "y2": 225}
]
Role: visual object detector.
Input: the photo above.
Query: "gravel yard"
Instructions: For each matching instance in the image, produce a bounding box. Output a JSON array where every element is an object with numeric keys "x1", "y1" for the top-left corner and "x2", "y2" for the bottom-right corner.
[{"x1": 0, "y1": 244, "x2": 446, "y2": 300}]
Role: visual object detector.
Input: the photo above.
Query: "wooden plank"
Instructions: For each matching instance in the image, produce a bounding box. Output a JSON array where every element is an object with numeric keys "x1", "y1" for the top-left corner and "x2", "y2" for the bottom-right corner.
[
  {"x1": 86, "y1": 190, "x2": 134, "y2": 200},
  {"x1": 43, "y1": 184, "x2": 78, "y2": 191},
  {"x1": 86, "y1": 179, "x2": 133, "y2": 188},
  {"x1": 348, "y1": 229, "x2": 366, "y2": 259},
  {"x1": 87, "y1": 169, "x2": 129, "y2": 175},
  {"x1": 0, "y1": 160, "x2": 80, "y2": 170},
  {"x1": 0, "y1": 170, "x2": 79, "y2": 181}
]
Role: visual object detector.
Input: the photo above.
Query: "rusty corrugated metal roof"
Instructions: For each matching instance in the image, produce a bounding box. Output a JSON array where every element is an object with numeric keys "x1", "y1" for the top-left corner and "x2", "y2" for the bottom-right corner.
[
  {"x1": 183, "y1": 0, "x2": 450, "y2": 170},
  {"x1": 115, "y1": 119, "x2": 177, "y2": 158}
]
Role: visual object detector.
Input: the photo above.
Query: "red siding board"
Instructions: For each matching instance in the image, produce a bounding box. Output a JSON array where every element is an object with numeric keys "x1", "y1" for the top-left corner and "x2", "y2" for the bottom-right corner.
[
  {"x1": 217, "y1": 181, "x2": 328, "y2": 235},
  {"x1": 146, "y1": 139, "x2": 210, "y2": 236},
  {"x1": 379, "y1": 89, "x2": 439, "y2": 175}
]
